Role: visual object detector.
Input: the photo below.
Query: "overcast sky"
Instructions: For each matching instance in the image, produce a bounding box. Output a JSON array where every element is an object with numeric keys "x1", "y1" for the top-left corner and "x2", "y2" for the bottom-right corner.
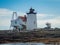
[{"x1": 0, "y1": 0, "x2": 60, "y2": 30}]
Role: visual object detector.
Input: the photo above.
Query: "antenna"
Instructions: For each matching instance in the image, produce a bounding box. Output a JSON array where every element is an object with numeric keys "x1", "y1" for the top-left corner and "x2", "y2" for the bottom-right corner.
[
  {"x1": 9, "y1": 12, "x2": 17, "y2": 30},
  {"x1": 12, "y1": 12, "x2": 17, "y2": 20}
]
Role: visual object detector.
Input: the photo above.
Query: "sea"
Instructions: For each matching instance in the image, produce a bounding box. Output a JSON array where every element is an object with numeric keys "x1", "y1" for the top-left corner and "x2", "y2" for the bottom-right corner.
[{"x1": 0, "y1": 42, "x2": 59, "y2": 45}]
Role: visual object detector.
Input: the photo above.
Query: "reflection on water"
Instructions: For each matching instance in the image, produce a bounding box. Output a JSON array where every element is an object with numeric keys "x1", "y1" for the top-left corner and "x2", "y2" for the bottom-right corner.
[
  {"x1": 0, "y1": 43, "x2": 60, "y2": 45},
  {"x1": 0, "y1": 43, "x2": 44, "y2": 45}
]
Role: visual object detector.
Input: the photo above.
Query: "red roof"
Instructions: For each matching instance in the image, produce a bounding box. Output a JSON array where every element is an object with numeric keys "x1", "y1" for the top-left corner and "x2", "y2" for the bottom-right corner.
[{"x1": 18, "y1": 15, "x2": 27, "y2": 22}]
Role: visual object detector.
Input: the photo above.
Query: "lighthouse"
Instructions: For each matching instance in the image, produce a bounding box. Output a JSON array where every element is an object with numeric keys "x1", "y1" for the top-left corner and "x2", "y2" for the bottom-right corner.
[
  {"x1": 10, "y1": 8, "x2": 37, "y2": 31},
  {"x1": 26, "y1": 8, "x2": 37, "y2": 30}
]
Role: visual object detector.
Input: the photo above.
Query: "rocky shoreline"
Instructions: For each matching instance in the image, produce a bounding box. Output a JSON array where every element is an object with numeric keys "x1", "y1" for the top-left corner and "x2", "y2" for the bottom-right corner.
[{"x1": 0, "y1": 29, "x2": 60, "y2": 44}]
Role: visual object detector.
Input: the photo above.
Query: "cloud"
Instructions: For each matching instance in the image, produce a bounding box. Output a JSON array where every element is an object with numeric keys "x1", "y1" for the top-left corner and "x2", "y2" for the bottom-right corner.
[
  {"x1": 17, "y1": 11, "x2": 26, "y2": 16},
  {"x1": 0, "y1": 8, "x2": 26, "y2": 30},
  {"x1": 0, "y1": 19, "x2": 10, "y2": 26},
  {"x1": 37, "y1": 14, "x2": 60, "y2": 28},
  {"x1": 0, "y1": 8, "x2": 13, "y2": 30},
  {"x1": 0, "y1": 8, "x2": 13, "y2": 15},
  {"x1": 37, "y1": 14, "x2": 57, "y2": 20},
  {"x1": 0, "y1": 8, "x2": 60, "y2": 30}
]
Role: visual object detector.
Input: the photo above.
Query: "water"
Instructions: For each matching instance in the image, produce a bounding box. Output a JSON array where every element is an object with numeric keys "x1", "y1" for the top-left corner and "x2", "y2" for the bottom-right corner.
[
  {"x1": 0, "y1": 43, "x2": 44, "y2": 45},
  {"x1": 0, "y1": 42, "x2": 60, "y2": 45}
]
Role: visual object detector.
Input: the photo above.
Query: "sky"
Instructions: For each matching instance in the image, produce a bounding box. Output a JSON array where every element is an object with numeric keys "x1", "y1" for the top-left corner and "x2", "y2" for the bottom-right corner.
[{"x1": 0, "y1": 0, "x2": 60, "y2": 30}]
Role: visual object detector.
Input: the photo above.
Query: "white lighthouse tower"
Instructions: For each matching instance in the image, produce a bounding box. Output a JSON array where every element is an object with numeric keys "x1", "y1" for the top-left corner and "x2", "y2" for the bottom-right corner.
[{"x1": 26, "y1": 8, "x2": 37, "y2": 30}]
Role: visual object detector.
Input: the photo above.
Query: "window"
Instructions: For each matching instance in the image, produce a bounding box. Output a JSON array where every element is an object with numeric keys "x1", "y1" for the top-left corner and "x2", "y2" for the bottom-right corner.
[{"x1": 15, "y1": 21, "x2": 17, "y2": 24}]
